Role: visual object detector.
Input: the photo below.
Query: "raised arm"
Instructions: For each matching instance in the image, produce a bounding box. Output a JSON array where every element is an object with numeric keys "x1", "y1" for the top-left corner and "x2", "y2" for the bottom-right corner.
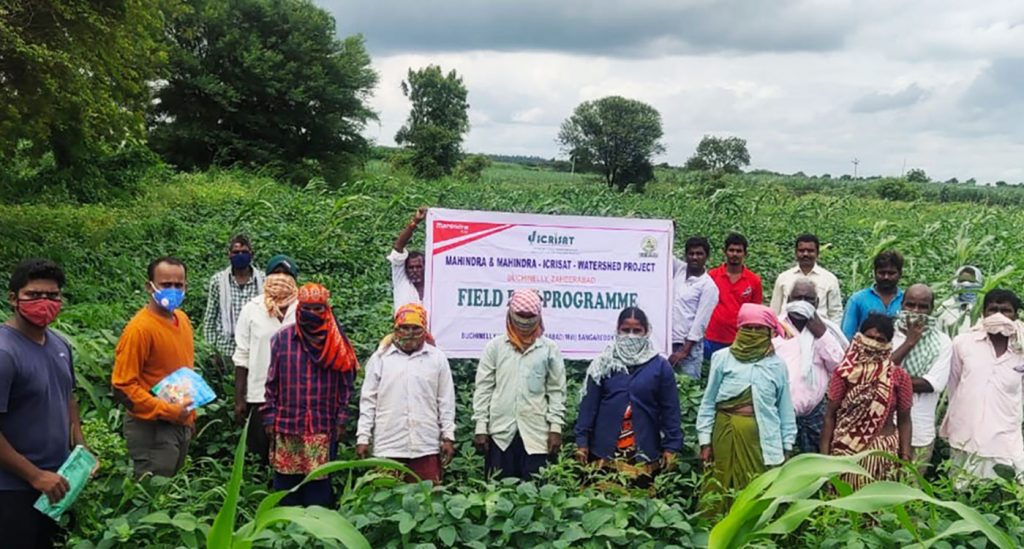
[{"x1": 393, "y1": 207, "x2": 427, "y2": 253}]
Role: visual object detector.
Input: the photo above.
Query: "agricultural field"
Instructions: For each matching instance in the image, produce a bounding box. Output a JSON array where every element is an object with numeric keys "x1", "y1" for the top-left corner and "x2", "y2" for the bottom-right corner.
[{"x1": 2, "y1": 161, "x2": 1024, "y2": 548}]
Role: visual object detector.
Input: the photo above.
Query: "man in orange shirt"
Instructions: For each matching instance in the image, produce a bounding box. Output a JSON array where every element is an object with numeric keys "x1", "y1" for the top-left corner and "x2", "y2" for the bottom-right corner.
[{"x1": 112, "y1": 257, "x2": 195, "y2": 477}]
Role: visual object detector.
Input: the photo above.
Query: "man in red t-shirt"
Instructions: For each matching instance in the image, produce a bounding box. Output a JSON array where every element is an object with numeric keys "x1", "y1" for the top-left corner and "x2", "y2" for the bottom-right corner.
[{"x1": 704, "y1": 233, "x2": 764, "y2": 358}]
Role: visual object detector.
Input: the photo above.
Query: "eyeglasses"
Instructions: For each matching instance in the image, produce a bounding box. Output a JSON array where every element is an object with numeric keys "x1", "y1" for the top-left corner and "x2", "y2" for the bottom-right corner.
[
  {"x1": 618, "y1": 327, "x2": 646, "y2": 335},
  {"x1": 20, "y1": 291, "x2": 62, "y2": 301},
  {"x1": 396, "y1": 325, "x2": 425, "y2": 335}
]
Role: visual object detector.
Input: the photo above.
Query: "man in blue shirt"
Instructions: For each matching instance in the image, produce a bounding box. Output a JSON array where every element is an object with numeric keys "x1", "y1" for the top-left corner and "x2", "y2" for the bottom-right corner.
[
  {"x1": 0, "y1": 258, "x2": 85, "y2": 549},
  {"x1": 841, "y1": 250, "x2": 905, "y2": 340}
]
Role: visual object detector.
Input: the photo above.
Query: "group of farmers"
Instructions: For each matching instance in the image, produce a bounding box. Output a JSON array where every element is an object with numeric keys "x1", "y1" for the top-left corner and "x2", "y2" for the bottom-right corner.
[{"x1": 2, "y1": 205, "x2": 1022, "y2": 547}]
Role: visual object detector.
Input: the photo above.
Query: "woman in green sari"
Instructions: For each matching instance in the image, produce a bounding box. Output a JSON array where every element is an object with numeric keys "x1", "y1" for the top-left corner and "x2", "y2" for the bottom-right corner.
[{"x1": 697, "y1": 304, "x2": 797, "y2": 513}]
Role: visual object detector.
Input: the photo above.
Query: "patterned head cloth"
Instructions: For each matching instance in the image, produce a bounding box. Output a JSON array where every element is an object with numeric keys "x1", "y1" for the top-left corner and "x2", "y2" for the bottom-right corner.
[
  {"x1": 295, "y1": 283, "x2": 358, "y2": 372},
  {"x1": 507, "y1": 289, "x2": 544, "y2": 353},
  {"x1": 379, "y1": 303, "x2": 435, "y2": 352},
  {"x1": 263, "y1": 273, "x2": 298, "y2": 319},
  {"x1": 394, "y1": 303, "x2": 428, "y2": 329},
  {"x1": 509, "y1": 289, "x2": 543, "y2": 316},
  {"x1": 297, "y1": 283, "x2": 330, "y2": 304}
]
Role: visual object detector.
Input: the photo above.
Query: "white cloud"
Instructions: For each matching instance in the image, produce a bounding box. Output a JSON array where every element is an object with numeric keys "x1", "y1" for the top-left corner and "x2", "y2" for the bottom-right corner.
[{"x1": 323, "y1": 1, "x2": 1024, "y2": 183}]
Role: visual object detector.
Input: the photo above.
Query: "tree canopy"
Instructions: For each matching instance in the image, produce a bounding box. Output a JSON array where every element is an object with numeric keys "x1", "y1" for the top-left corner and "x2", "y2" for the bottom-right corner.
[
  {"x1": 684, "y1": 135, "x2": 751, "y2": 174},
  {"x1": 149, "y1": 0, "x2": 378, "y2": 183},
  {"x1": 0, "y1": 0, "x2": 172, "y2": 170},
  {"x1": 394, "y1": 65, "x2": 470, "y2": 179},
  {"x1": 557, "y1": 96, "x2": 664, "y2": 192}
]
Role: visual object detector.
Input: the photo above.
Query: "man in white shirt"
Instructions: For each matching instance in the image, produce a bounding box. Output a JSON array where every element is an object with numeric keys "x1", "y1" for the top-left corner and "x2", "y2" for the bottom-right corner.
[
  {"x1": 770, "y1": 234, "x2": 843, "y2": 324},
  {"x1": 936, "y1": 265, "x2": 983, "y2": 338},
  {"x1": 388, "y1": 207, "x2": 426, "y2": 312},
  {"x1": 232, "y1": 255, "x2": 299, "y2": 464},
  {"x1": 357, "y1": 303, "x2": 455, "y2": 484},
  {"x1": 891, "y1": 284, "x2": 952, "y2": 474},
  {"x1": 669, "y1": 236, "x2": 719, "y2": 378}
]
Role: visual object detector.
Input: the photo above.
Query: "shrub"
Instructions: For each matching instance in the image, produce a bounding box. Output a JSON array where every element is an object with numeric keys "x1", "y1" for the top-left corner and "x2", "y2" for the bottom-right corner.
[{"x1": 875, "y1": 177, "x2": 921, "y2": 202}]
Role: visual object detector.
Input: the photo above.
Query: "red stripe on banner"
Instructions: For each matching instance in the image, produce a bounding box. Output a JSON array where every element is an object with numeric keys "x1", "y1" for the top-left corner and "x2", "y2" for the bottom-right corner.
[
  {"x1": 433, "y1": 221, "x2": 510, "y2": 245},
  {"x1": 432, "y1": 224, "x2": 515, "y2": 255}
]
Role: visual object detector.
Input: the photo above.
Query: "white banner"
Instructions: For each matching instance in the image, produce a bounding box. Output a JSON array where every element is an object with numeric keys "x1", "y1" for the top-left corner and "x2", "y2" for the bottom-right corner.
[{"x1": 424, "y1": 208, "x2": 674, "y2": 359}]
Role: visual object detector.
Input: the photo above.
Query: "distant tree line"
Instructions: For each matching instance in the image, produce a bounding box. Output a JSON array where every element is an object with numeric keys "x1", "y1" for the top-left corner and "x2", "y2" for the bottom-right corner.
[{"x1": 0, "y1": 0, "x2": 1011, "y2": 200}]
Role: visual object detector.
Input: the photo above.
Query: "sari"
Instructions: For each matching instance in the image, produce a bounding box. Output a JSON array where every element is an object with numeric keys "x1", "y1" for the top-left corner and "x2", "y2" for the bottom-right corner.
[{"x1": 827, "y1": 334, "x2": 913, "y2": 489}]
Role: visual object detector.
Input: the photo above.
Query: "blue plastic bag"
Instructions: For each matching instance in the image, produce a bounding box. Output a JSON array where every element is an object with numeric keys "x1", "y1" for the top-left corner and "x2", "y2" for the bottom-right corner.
[
  {"x1": 151, "y1": 367, "x2": 216, "y2": 410},
  {"x1": 33, "y1": 445, "x2": 98, "y2": 520}
]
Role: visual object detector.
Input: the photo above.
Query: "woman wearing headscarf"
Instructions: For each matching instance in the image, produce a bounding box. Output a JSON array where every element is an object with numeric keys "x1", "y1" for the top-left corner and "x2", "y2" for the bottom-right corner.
[
  {"x1": 697, "y1": 303, "x2": 796, "y2": 511},
  {"x1": 233, "y1": 255, "x2": 299, "y2": 464},
  {"x1": 574, "y1": 307, "x2": 682, "y2": 485},
  {"x1": 263, "y1": 283, "x2": 359, "y2": 506},
  {"x1": 821, "y1": 313, "x2": 913, "y2": 490},
  {"x1": 472, "y1": 289, "x2": 567, "y2": 481}
]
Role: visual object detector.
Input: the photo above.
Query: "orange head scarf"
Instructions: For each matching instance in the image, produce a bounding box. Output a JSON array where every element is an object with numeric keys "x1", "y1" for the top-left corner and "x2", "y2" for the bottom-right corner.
[
  {"x1": 295, "y1": 283, "x2": 358, "y2": 372},
  {"x1": 379, "y1": 303, "x2": 435, "y2": 352}
]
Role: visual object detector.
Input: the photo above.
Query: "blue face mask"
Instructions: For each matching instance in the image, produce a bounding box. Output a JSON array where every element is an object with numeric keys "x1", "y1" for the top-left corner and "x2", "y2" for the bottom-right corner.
[
  {"x1": 230, "y1": 252, "x2": 252, "y2": 270},
  {"x1": 151, "y1": 282, "x2": 185, "y2": 312}
]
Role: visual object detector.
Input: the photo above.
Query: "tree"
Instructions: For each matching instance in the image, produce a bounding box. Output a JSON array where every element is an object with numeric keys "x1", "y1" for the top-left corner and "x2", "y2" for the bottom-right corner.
[
  {"x1": 684, "y1": 135, "x2": 751, "y2": 174},
  {"x1": 876, "y1": 177, "x2": 920, "y2": 201},
  {"x1": 149, "y1": 0, "x2": 378, "y2": 183},
  {"x1": 906, "y1": 168, "x2": 929, "y2": 183},
  {"x1": 558, "y1": 96, "x2": 664, "y2": 192},
  {"x1": 394, "y1": 65, "x2": 470, "y2": 179},
  {"x1": 453, "y1": 154, "x2": 491, "y2": 183},
  {"x1": 0, "y1": 0, "x2": 172, "y2": 171}
]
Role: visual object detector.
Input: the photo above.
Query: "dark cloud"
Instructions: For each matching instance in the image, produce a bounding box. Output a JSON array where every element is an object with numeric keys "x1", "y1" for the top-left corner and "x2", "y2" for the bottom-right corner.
[
  {"x1": 958, "y1": 58, "x2": 1024, "y2": 140},
  {"x1": 320, "y1": 0, "x2": 853, "y2": 56},
  {"x1": 962, "y1": 58, "x2": 1024, "y2": 109},
  {"x1": 850, "y1": 84, "x2": 928, "y2": 113}
]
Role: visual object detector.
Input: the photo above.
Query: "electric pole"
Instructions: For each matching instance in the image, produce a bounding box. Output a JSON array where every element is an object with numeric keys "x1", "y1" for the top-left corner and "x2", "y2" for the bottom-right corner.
[{"x1": 852, "y1": 158, "x2": 859, "y2": 179}]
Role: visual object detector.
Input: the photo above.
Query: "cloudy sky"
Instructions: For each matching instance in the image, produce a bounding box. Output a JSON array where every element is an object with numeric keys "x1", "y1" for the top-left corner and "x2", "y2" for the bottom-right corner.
[{"x1": 320, "y1": 0, "x2": 1024, "y2": 183}]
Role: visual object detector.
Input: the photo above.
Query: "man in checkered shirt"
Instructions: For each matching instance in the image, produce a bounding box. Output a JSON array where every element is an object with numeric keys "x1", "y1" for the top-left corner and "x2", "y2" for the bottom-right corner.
[{"x1": 202, "y1": 234, "x2": 264, "y2": 370}]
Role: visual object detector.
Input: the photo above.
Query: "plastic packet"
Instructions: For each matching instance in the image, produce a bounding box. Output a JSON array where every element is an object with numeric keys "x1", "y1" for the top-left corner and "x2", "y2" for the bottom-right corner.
[
  {"x1": 151, "y1": 367, "x2": 216, "y2": 410},
  {"x1": 33, "y1": 445, "x2": 98, "y2": 520}
]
